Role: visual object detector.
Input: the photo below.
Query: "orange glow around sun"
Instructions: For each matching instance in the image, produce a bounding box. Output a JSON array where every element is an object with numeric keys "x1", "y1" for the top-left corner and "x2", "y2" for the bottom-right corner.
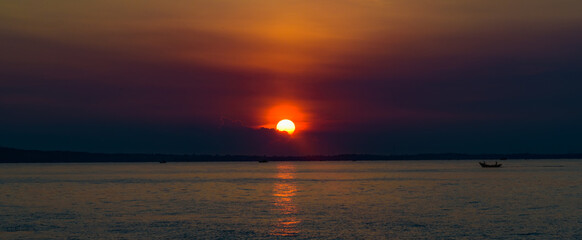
[{"x1": 261, "y1": 103, "x2": 308, "y2": 133}]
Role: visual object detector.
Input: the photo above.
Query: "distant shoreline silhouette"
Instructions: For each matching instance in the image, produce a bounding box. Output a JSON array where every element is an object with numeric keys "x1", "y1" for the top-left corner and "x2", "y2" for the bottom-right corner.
[{"x1": 1, "y1": 146, "x2": 581, "y2": 163}]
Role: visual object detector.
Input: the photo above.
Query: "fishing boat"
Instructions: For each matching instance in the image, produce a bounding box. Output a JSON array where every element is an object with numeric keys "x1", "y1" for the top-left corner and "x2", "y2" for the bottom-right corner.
[{"x1": 479, "y1": 161, "x2": 502, "y2": 168}]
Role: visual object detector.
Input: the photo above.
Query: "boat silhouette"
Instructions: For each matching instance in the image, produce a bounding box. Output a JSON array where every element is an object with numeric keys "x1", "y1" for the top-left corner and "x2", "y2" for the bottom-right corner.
[{"x1": 479, "y1": 161, "x2": 502, "y2": 168}]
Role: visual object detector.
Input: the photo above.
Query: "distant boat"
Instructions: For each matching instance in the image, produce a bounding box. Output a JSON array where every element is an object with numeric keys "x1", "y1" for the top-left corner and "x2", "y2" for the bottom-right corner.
[
  {"x1": 258, "y1": 160, "x2": 268, "y2": 163},
  {"x1": 479, "y1": 161, "x2": 502, "y2": 168},
  {"x1": 159, "y1": 160, "x2": 167, "y2": 164}
]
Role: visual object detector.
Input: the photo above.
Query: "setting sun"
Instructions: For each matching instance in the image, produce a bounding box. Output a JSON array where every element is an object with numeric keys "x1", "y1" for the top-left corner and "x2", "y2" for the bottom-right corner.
[{"x1": 276, "y1": 119, "x2": 296, "y2": 134}]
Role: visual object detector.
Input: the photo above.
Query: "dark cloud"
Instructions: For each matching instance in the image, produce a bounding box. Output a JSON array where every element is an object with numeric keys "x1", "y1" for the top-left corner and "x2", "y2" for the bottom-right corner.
[
  {"x1": 216, "y1": 119, "x2": 300, "y2": 155},
  {"x1": 0, "y1": 118, "x2": 304, "y2": 155}
]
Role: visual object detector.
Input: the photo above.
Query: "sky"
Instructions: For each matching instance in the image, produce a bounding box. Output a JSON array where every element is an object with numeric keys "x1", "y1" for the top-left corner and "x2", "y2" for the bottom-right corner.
[{"x1": 1, "y1": 0, "x2": 581, "y2": 155}]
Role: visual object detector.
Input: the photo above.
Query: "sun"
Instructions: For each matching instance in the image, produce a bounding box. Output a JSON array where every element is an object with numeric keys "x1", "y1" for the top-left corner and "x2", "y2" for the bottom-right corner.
[{"x1": 276, "y1": 119, "x2": 296, "y2": 134}]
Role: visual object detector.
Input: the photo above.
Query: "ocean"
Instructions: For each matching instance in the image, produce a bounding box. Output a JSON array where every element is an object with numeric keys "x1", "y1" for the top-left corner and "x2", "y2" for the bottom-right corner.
[{"x1": 1, "y1": 160, "x2": 580, "y2": 239}]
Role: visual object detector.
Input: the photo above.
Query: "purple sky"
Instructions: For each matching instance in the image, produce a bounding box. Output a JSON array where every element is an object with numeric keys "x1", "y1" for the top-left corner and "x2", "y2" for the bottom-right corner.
[{"x1": 1, "y1": 1, "x2": 582, "y2": 155}]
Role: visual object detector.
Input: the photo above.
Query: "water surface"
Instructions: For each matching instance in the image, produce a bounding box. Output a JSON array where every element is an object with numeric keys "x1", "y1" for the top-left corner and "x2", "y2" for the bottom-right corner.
[{"x1": 1, "y1": 160, "x2": 580, "y2": 239}]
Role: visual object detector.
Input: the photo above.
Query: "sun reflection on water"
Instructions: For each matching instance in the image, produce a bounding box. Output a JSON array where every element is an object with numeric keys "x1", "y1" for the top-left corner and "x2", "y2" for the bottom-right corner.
[{"x1": 271, "y1": 163, "x2": 300, "y2": 236}]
